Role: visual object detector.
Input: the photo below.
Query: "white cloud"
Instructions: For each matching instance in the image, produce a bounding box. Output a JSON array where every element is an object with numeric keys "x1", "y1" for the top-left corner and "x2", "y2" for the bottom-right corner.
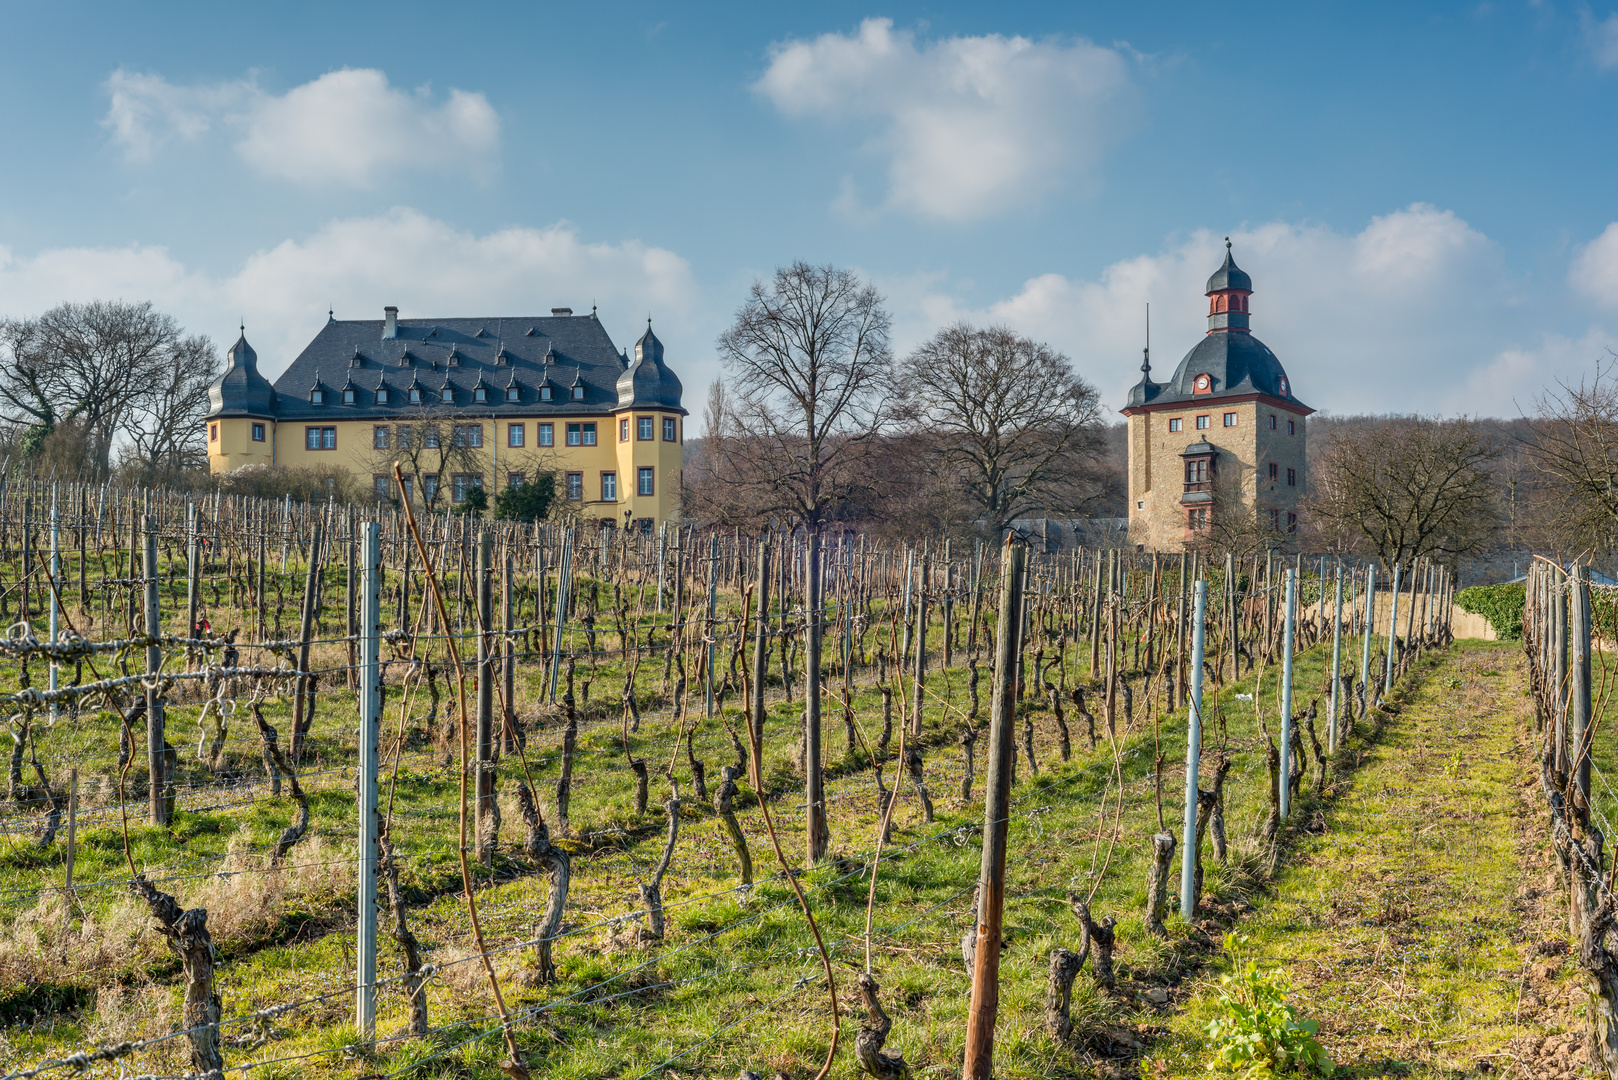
[
  {"x1": 1582, "y1": 10, "x2": 1618, "y2": 69},
  {"x1": 754, "y1": 18, "x2": 1134, "y2": 221},
  {"x1": 103, "y1": 68, "x2": 499, "y2": 187},
  {"x1": 0, "y1": 209, "x2": 700, "y2": 379},
  {"x1": 900, "y1": 203, "x2": 1594, "y2": 416},
  {"x1": 1570, "y1": 222, "x2": 1618, "y2": 307}
]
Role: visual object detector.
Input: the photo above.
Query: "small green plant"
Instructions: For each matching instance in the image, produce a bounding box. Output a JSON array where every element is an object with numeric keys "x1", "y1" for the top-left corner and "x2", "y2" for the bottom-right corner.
[{"x1": 1205, "y1": 935, "x2": 1334, "y2": 1077}]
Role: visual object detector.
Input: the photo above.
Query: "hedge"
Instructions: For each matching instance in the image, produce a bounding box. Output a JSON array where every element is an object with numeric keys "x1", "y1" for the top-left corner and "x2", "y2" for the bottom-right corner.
[{"x1": 1455, "y1": 583, "x2": 1525, "y2": 641}]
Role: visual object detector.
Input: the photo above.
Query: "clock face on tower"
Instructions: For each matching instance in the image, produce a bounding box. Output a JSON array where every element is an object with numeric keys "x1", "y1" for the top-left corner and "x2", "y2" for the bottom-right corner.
[
  {"x1": 1280, "y1": 377, "x2": 1289, "y2": 396},
  {"x1": 1194, "y1": 374, "x2": 1210, "y2": 392}
]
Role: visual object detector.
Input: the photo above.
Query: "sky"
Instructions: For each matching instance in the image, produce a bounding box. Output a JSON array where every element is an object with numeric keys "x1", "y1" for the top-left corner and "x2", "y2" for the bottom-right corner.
[{"x1": 2, "y1": 1, "x2": 1618, "y2": 420}]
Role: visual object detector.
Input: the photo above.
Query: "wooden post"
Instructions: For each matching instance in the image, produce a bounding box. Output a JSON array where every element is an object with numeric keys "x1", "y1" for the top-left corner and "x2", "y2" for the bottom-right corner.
[
  {"x1": 145, "y1": 519, "x2": 167, "y2": 826},
  {"x1": 185, "y1": 501, "x2": 200, "y2": 669},
  {"x1": 502, "y1": 548, "x2": 516, "y2": 754},
  {"x1": 475, "y1": 531, "x2": 497, "y2": 860},
  {"x1": 289, "y1": 521, "x2": 323, "y2": 762},
  {"x1": 64, "y1": 767, "x2": 78, "y2": 912},
  {"x1": 962, "y1": 536, "x2": 1026, "y2": 1080}
]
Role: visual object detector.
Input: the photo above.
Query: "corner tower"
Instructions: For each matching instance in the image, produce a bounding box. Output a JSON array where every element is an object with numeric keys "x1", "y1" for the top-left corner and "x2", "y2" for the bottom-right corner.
[{"x1": 1121, "y1": 243, "x2": 1314, "y2": 551}]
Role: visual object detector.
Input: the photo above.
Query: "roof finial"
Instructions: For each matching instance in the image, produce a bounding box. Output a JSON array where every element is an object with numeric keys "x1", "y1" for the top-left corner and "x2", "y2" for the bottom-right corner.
[
  {"x1": 1225, "y1": 236, "x2": 1231, "y2": 253},
  {"x1": 1141, "y1": 302, "x2": 1151, "y2": 374}
]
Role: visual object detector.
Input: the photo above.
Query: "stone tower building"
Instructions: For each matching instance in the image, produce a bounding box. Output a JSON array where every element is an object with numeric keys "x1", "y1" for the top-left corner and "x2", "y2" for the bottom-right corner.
[{"x1": 1122, "y1": 245, "x2": 1312, "y2": 552}]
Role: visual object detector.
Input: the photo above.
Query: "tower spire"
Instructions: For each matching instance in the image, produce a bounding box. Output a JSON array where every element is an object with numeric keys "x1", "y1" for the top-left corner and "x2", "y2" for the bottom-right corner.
[{"x1": 1141, "y1": 302, "x2": 1151, "y2": 374}]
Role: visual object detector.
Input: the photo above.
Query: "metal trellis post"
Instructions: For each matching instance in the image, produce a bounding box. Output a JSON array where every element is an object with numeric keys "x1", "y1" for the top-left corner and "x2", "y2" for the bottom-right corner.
[
  {"x1": 1180, "y1": 578, "x2": 1207, "y2": 920},
  {"x1": 1279, "y1": 567, "x2": 1296, "y2": 822},
  {"x1": 356, "y1": 521, "x2": 381, "y2": 1040}
]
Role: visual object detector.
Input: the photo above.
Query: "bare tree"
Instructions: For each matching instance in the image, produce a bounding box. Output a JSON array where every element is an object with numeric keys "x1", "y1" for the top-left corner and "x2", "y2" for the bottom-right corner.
[
  {"x1": 900, "y1": 323, "x2": 1104, "y2": 538},
  {"x1": 1310, "y1": 415, "x2": 1498, "y2": 567},
  {"x1": 715, "y1": 262, "x2": 894, "y2": 863},
  {"x1": 122, "y1": 335, "x2": 220, "y2": 480},
  {"x1": 0, "y1": 301, "x2": 207, "y2": 475},
  {"x1": 1526, "y1": 355, "x2": 1618, "y2": 551}
]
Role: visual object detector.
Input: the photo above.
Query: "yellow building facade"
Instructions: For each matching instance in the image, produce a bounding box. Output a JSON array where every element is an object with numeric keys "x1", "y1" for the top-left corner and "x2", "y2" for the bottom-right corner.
[
  {"x1": 205, "y1": 308, "x2": 686, "y2": 526},
  {"x1": 1122, "y1": 246, "x2": 1312, "y2": 552}
]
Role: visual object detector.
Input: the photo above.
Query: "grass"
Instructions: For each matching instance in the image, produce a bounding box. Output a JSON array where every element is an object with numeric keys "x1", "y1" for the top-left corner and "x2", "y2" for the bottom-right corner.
[
  {"x1": 0, "y1": 551, "x2": 1446, "y2": 1079},
  {"x1": 1147, "y1": 642, "x2": 1587, "y2": 1078}
]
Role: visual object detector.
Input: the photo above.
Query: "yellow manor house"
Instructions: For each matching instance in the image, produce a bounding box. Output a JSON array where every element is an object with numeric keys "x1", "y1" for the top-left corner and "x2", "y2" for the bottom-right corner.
[{"x1": 205, "y1": 306, "x2": 686, "y2": 526}]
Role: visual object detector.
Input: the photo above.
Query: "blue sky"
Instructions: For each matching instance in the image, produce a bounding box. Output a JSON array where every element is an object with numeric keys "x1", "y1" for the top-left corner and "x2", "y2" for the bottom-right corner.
[{"x1": 2, "y1": 1, "x2": 1618, "y2": 418}]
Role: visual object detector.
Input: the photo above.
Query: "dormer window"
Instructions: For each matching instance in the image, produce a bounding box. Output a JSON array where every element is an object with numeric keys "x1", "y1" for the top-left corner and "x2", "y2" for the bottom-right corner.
[
  {"x1": 440, "y1": 387, "x2": 454, "y2": 403},
  {"x1": 475, "y1": 327, "x2": 487, "y2": 338},
  {"x1": 377, "y1": 387, "x2": 390, "y2": 405},
  {"x1": 1279, "y1": 377, "x2": 1289, "y2": 396},
  {"x1": 540, "y1": 386, "x2": 553, "y2": 401},
  {"x1": 447, "y1": 350, "x2": 460, "y2": 367},
  {"x1": 495, "y1": 349, "x2": 510, "y2": 366},
  {"x1": 525, "y1": 327, "x2": 536, "y2": 336},
  {"x1": 1193, "y1": 374, "x2": 1211, "y2": 394},
  {"x1": 409, "y1": 387, "x2": 423, "y2": 404},
  {"x1": 350, "y1": 351, "x2": 363, "y2": 367},
  {"x1": 505, "y1": 386, "x2": 520, "y2": 402},
  {"x1": 310, "y1": 388, "x2": 325, "y2": 404},
  {"x1": 342, "y1": 387, "x2": 356, "y2": 405},
  {"x1": 571, "y1": 385, "x2": 585, "y2": 401},
  {"x1": 474, "y1": 386, "x2": 488, "y2": 403}
]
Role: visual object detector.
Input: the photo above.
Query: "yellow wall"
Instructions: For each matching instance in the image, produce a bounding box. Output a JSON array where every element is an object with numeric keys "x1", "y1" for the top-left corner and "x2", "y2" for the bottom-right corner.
[{"x1": 207, "y1": 410, "x2": 686, "y2": 524}]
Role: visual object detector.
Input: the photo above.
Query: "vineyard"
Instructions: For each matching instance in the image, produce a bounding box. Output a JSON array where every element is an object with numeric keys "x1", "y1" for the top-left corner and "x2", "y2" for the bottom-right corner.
[{"x1": 0, "y1": 481, "x2": 1465, "y2": 1079}]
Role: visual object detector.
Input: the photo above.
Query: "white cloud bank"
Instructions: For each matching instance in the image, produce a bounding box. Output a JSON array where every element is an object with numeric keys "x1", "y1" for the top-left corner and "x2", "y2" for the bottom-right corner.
[
  {"x1": 1582, "y1": 10, "x2": 1618, "y2": 70},
  {"x1": 754, "y1": 18, "x2": 1134, "y2": 221},
  {"x1": 906, "y1": 203, "x2": 1618, "y2": 417},
  {"x1": 0, "y1": 209, "x2": 700, "y2": 376},
  {"x1": 104, "y1": 68, "x2": 500, "y2": 187}
]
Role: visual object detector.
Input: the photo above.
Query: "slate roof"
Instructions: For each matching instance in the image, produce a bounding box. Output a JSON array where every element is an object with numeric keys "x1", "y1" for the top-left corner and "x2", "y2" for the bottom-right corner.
[
  {"x1": 1205, "y1": 247, "x2": 1252, "y2": 294},
  {"x1": 208, "y1": 312, "x2": 685, "y2": 421},
  {"x1": 1125, "y1": 249, "x2": 1309, "y2": 413},
  {"x1": 207, "y1": 334, "x2": 277, "y2": 419}
]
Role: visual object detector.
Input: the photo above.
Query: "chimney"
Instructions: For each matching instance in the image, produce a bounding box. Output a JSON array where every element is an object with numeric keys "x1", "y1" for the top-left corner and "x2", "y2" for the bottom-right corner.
[
  {"x1": 551, "y1": 307, "x2": 573, "y2": 317},
  {"x1": 383, "y1": 306, "x2": 398, "y2": 339}
]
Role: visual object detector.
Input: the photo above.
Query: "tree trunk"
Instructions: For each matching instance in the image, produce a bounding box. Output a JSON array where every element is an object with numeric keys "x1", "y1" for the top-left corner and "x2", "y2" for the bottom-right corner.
[
  {"x1": 130, "y1": 876, "x2": 222, "y2": 1078},
  {"x1": 1145, "y1": 831, "x2": 1176, "y2": 937}
]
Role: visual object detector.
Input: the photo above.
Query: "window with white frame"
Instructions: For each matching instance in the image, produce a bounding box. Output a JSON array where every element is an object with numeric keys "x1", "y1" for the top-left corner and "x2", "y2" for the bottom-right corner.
[
  {"x1": 566, "y1": 472, "x2": 583, "y2": 500},
  {"x1": 374, "y1": 427, "x2": 389, "y2": 449},
  {"x1": 637, "y1": 416, "x2": 654, "y2": 440},
  {"x1": 539, "y1": 423, "x2": 554, "y2": 447},
  {"x1": 637, "y1": 466, "x2": 654, "y2": 497},
  {"x1": 508, "y1": 423, "x2": 524, "y2": 448},
  {"x1": 601, "y1": 472, "x2": 617, "y2": 501},
  {"x1": 663, "y1": 417, "x2": 676, "y2": 441},
  {"x1": 305, "y1": 426, "x2": 336, "y2": 450}
]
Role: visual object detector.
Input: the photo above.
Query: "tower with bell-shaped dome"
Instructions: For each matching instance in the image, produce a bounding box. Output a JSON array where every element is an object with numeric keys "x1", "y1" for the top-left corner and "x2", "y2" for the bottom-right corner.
[{"x1": 1121, "y1": 243, "x2": 1313, "y2": 551}]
